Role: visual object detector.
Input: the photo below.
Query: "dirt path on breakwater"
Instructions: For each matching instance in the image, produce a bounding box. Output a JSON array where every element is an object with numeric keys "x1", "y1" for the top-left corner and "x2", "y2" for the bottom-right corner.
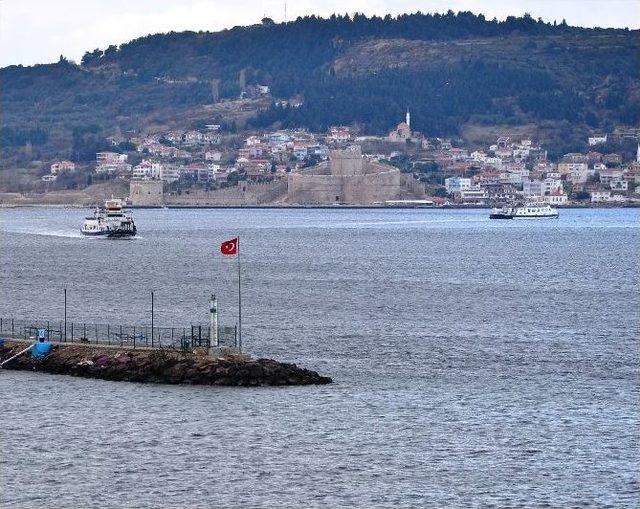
[{"x1": 0, "y1": 340, "x2": 332, "y2": 386}]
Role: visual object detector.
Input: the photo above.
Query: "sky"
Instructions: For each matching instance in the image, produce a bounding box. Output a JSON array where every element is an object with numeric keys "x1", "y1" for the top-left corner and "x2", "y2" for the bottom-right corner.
[{"x1": 1, "y1": 0, "x2": 638, "y2": 67}]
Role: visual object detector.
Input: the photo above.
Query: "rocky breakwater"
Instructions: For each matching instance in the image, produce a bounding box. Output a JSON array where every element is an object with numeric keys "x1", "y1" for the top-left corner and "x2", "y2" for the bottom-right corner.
[{"x1": 0, "y1": 341, "x2": 332, "y2": 386}]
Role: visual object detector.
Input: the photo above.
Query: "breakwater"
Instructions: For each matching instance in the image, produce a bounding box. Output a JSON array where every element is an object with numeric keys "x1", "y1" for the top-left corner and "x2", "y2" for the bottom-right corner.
[{"x1": 0, "y1": 340, "x2": 332, "y2": 386}]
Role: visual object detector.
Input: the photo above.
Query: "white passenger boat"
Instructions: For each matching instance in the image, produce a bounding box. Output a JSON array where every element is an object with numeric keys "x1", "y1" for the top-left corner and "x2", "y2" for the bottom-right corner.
[
  {"x1": 490, "y1": 203, "x2": 559, "y2": 219},
  {"x1": 81, "y1": 199, "x2": 137, "y2": 237}
]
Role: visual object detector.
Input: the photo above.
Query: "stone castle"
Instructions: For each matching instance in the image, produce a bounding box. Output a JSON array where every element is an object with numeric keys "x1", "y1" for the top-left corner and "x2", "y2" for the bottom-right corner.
[
  {"x1": 129, "y1": 146, "x2": 403, "y2": 206},
  {"x1": 287, "y1": 146, "x2": 401, "y2": 204}
]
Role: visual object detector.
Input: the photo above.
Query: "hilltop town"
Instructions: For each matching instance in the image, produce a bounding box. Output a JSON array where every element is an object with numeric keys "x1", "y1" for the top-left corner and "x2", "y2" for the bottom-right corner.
[{"x1": 4, "y1": 111, "x2": 639, "y2": 207}]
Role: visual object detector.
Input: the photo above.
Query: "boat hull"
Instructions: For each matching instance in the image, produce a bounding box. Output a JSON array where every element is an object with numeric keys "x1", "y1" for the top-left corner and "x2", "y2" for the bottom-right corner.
[
  {"x1": 489, "y1": 213, "x2": 513, "y2": 219},
  {"x1": 81, "y1": 228, "x2": 136, "y2": 237},
  {"x1": 512, "y1": 214, "x2": 559, "y2": 219}
]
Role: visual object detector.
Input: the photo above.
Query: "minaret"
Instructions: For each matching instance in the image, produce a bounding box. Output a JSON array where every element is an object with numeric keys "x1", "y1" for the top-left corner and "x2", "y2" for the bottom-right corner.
[{"x1": 406, "y1": 109, "x2": 411, "y2": 128}]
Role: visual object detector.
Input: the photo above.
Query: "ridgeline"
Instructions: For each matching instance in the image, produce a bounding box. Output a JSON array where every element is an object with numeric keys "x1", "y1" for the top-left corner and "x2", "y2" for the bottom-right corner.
[{"x1": 1, "y1": 12, "x2": 638, "y2": 163}]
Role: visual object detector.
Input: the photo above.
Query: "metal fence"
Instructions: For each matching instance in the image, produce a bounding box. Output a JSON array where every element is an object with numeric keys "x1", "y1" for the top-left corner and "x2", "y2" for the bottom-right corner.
[{"x1": 0, "y1": 317, "x2": 237, "y2": 350}]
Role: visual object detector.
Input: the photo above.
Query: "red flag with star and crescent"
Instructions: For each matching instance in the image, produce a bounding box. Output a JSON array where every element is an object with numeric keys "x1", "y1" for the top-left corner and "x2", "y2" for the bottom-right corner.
[{"x1": 220, "y1": 237, "x2": 238, "y2": 256}]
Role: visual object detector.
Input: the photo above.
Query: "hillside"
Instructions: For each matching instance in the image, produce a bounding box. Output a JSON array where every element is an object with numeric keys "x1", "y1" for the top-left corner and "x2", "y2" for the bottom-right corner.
[{"x1": 1, "y1": 12, "x2": 639, "y2": 165}]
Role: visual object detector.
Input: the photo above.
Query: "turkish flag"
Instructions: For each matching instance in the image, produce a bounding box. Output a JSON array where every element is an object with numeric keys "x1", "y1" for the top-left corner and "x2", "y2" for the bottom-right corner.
[{"x1": 220, "y1": 237, "x2": 238, "y2": 255}]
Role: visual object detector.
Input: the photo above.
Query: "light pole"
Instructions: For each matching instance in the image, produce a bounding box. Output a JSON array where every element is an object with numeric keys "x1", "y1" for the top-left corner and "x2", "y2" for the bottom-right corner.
[{"x1": 64, "y1": 288, "x2": 67, "y2": 342}]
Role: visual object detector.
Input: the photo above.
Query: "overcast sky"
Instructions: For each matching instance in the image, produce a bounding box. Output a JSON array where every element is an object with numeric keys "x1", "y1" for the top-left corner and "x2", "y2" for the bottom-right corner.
[{"x1": 1, "y1": 0, "x2": 638, "y2": 67}]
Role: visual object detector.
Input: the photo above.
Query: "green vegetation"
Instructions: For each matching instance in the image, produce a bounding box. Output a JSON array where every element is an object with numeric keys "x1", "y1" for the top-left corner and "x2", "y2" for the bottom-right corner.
[{"x1": 1, "y1": 12, "x2": 638, "y2": 165}]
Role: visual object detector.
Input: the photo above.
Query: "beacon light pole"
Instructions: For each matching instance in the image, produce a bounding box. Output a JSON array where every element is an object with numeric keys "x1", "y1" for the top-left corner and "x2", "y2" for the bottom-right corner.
[{"x1": 210, "y1": 294, "x2": 218, "y2": 349}]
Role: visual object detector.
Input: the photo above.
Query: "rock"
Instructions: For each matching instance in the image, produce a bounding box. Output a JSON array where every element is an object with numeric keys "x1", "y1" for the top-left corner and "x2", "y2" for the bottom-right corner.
[{"x1": 0, "y1": 340, "x2": 332, "y2": 387}]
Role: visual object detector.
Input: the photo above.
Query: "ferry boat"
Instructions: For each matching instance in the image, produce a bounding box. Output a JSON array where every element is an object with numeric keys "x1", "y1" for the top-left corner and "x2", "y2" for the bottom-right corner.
[
  {"x1": 81, "y1": 198, "x2": 137, "y2": 237},
  {"x1": 490, "y1": 203, "x2": 559, "y2": 220}
]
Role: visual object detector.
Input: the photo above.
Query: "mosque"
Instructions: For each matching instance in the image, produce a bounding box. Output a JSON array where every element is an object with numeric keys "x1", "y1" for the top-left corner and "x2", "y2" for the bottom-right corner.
[{"x1": 388, "y1": 110, "x2": 412, "y2": 142}]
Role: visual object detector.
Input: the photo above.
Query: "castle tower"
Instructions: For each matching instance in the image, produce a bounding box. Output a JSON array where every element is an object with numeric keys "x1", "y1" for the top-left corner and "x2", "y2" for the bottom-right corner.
[{"x1": 406, "y1": 109, "x2": 411, "y2": 128}]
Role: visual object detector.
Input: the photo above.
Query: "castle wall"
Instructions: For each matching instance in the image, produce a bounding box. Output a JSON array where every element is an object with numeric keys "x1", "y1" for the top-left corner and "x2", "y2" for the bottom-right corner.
[
  {"x1": 129, "y1": 180, "x2": 164, "y2": 206},
  {"x1": 287, "y1": 161, "x2": 400, "y2": 204},
  {"x1": 163, "y1": 181, "x2": 287, "y2": 206},
  {"x1": 287, "y1": 174, "x2": 343, "y2": 203}
]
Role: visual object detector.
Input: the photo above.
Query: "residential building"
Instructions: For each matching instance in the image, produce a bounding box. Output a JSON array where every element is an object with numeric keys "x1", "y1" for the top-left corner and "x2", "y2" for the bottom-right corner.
[
  {"x1": 50, "y1": 160, "x2": 76, "y2": 174},
  {"x1": 591, "y1": 191, "x2": 611, "y2": 202},
  {"x1": 558, "y1": 162, "x2": 588, "y2": 176},
  {"x1": 458, "y1": 186, "x2": 488, "y2": 204},
  {"x1": 544, "y1": 191, "x2": 568, "y2": 205},
  {"x1": 610, "y1": 180, "x2": 629, "y2": 191},
  {"x1": 328, "y1": 127, "x2": 351, "y2": 143},
  {"x1": 599, "y1": 168, "x2": 624, "y2": 184},
  {"x1": 445, "y1": 177, "x2": 472, "y2": 193},
  {"x1": 96, "y1": 152, "x2": 127, "y2": 165},
  {"x1": 522, "y1": 179, "x2": 544, "y2": 197},
  {"x1": 588, "y1": 135, "x2": 607, "y2": 146}
]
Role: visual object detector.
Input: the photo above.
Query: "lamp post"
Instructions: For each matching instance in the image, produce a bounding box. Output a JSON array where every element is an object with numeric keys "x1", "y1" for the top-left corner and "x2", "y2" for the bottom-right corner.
[{"x1": 64, "y1": 288, "x2": 67, "y2": 342}]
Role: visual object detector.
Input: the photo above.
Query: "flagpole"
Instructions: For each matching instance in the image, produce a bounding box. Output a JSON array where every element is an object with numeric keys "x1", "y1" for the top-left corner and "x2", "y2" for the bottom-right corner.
[{"x1": 237, "y1": 235, "x2": 242, "y2": 352}]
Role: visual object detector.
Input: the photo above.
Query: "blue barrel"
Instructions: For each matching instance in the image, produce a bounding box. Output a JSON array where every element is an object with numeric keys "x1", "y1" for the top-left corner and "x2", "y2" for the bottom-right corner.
[{"x1": 32, "y1": 338, "x2": 53, "y2": 359}]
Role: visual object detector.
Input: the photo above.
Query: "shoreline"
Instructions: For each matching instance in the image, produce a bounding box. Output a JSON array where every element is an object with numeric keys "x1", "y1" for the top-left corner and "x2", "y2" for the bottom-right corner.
[{"x1": 1, "y1": 203, "x2": 638, "y2": 210}]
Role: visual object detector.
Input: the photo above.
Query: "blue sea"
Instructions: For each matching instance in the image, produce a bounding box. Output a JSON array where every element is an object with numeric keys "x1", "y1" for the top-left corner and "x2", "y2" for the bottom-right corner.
[{"x1": 1, "y1": 207, "x2": 638, "y2": 508}]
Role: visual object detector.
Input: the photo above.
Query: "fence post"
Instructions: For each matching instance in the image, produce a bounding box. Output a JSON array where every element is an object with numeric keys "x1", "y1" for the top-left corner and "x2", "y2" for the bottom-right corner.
[
  {"x1": 107, "y1": 324, "x2": 110, "y2": 345},
  {"x1": 120, "y1": 325, "x2": 123, "y2": 347},
  {"x1": 12, "y1": 319, "x2": 14, "y2": 337},
  {"x1": 47, "y1": 321, "x2": 50, "y2": 341},
  {"x1": 71, "y1": 322, "x2": 74, "y2": 342},
  {"x1": 133, "y1": 326, "x2": 136, "y2": 349},
  {"x1": 151, "y1": 291, "x2": 154, "y2": 349},
  {"x1": 83, "y1": 323, "x2": 86, "y2": 342}
]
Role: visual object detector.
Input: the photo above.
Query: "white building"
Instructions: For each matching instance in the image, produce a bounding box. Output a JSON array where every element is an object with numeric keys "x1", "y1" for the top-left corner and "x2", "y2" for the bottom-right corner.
[
  {"x1": 544, "y1": 191, "x2": 568, "y2": 205},
  {"x1": 543, "y1": 178, "x2": 563, "y2": 195},
  {"x1": 591, "y1": 191, "x2": 611, "y2": 203},
  {"x1": 160, "y1": 165, "x2": 181, "y2": 183},
  {"x1": 445, "y1": 177, "x2": 472, "y2": 193},
  {"x1": 522, "y1": 179, "x2": 544, "y2": 197},
  {"x1": 132, "y1": 160, "x2": 163, "y2": 180},
  {"x1": 96, "y1": 152, "x2": 127, "y2": 165},
  {"x1": 567, "y1": 167, "x2": 591, "y2": 185},
  {"x1": 599, "y1": 168, "x2": 625, "y2": 184},
  {"x1": 558, "y1": 162, "x2": 588, "y2": 176},
  {"x1": 610, "y1": 180, "x2": 629, "y2": 191},
  {"x1": 458, "y1": 186, "x2": 488, "y2": 204},
  {"x1": 588, "y1": 135, "x2": 607, "y2": 146},
  {"x1": 205, "y1": 151, "x2": 222, "y2": 161},
  {"x1": 50, "y1": 160, "x2": 76, "y2": 174},
  {"x1": 328, "y1": 127, "x2": 351, "y2": 143}
]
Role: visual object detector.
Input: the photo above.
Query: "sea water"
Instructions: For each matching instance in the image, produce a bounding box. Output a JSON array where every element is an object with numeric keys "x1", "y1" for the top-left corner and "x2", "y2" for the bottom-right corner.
[{"x1": 0, "y1": 207, "x2": 638, "y2": 508}]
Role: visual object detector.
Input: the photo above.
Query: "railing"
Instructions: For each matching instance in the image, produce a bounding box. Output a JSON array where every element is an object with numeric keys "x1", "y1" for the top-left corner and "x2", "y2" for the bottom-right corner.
[{"x1": 0, "y1": 317, "x2": 237, "y2": 351}]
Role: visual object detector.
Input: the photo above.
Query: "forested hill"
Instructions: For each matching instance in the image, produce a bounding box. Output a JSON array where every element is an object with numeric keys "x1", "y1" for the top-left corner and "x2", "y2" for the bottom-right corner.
[{"x1": 2, "y1": 12, "x2": 639, "y2": 159}]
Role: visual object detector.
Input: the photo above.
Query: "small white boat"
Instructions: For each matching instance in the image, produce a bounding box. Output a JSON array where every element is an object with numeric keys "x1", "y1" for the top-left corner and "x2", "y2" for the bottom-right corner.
[
  {"x1": 490, "y1": 203, "x2": 559, "y2": 219},
  {"x1": 81, "y1": 199, "x2": 137, "y2": 237}
]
